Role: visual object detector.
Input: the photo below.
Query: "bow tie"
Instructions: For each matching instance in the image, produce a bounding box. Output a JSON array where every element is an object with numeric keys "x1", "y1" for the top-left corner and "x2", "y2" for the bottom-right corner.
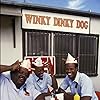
[{"x1": 37, "y1": 77, "x2": 43, "y2": 82}]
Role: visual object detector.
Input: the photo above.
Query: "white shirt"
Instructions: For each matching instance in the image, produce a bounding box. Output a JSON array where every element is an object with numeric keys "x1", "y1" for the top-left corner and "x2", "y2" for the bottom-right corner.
[
  {"x1": 27, "y1": 72, "x2": 52, "y2": 93},
  {"x1": 0, "y1": 72, "x2": 41, "y2": 100},
  {"x1": 60, "y1": 72, "x2": 98, "y2": 100}
]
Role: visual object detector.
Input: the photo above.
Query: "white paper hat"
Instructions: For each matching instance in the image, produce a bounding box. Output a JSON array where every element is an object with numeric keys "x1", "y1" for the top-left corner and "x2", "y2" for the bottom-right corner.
[
  {"x1": 65, "y1": 53, "x2": 78, "y2": 64},
  {"x1": 32, "y1": 57, "x2": 43, "y2": 67},
  {"x1": 20, "y1": 59, "x2": 31, "y2": 71}
]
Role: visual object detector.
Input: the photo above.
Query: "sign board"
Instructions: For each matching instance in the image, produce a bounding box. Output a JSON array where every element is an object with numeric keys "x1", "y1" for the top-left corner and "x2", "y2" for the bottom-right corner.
[
  {"x1": 22, "y1": 9, "x2": 90, "y2": 34},
  {"x1": 24, "y1": 56, "x2": 56, "y2": 75}
]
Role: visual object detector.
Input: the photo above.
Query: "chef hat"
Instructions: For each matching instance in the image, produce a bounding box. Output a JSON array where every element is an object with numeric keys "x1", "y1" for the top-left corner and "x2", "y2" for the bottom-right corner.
[
  {"x1": 32, "y1": 57, "x2": 43, "y2": 67},
  {"x1": 20, "y1": 59, "x2": 31, "y2": 71},
  {"x1": 65, "y1": 53, "x2": 78, "y2": 64}
]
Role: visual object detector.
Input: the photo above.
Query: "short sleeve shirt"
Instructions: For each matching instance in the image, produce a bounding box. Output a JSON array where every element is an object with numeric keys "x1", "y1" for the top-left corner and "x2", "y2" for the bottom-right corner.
[
  {"x1": 59, "y1": 72, "x2": 98, "y2": 100},
  {"x1": 0, "y1": 72, "x2": 41, "y2": 100},
  {"x1": 27, "y1": 72, "x2": 52, "y2": 93}
]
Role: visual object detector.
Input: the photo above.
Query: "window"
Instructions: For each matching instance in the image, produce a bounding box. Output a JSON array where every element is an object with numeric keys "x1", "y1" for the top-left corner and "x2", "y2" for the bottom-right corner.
[
  {"x1": 78, "y1": 35, "x2": 99, "y2": 76},
  {"x1": 24, "y1": 30, "x2": 99, "y2": 77},
  {"x1": 54, "y1": 32, "x2": 76, "y2": 77},
  {"x1": 26, "y1": 31, "x2": 50, "y2": 56}
]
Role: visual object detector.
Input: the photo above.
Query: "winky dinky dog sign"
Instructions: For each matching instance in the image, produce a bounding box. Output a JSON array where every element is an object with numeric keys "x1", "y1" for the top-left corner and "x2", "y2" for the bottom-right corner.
[{"x1": 22, "y1": 9, "x2": 89, "y2": 34}]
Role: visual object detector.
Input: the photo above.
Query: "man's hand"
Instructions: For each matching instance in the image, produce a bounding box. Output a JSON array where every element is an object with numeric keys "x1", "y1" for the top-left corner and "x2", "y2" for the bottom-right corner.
[
  {"x1": 11, "y1": 60, "x2": 20, "y2": 71},
  {"x1": 0, "y1": 60, "x2": 20, "y2": 73}
]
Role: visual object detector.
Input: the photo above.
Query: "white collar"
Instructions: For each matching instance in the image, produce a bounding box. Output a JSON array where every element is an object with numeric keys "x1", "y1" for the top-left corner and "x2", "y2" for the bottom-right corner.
[{"x1": 74, "y1": 71, "x2": 80, "y2": 83}]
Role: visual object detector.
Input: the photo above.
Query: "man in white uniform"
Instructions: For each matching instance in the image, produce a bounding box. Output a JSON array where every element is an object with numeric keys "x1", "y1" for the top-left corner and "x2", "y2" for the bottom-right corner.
[
  {"x1": 58, "y1": 53, "x2": 98, "y2": 100},
  {"x1": 27, "y1": 57, "x2": 58, "y2": 95},
  {"x1": 0, "y1": 60, "x2": 45, "y2": 100}
]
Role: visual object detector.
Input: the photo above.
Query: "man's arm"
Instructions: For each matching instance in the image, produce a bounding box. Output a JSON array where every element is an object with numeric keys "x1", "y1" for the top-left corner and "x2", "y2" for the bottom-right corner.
[
  {"x1": 81, "y1": 96, "x2": 91, "y2": 100},
  {"x1": 58, "y1": 87, "x2": 74, "y2": 100},
  {"x1": 0, "y1": 60, "x2": 20, "y2": 73},
  {"x1": 51, "y1": 75, "x2": 58, "y2": 90},
  {"x1": 35, "y1": 94, "x2": 45, "y2": 100},
  {"x1": 58, "y1": 88, "x2": 92, "y2": 100}
]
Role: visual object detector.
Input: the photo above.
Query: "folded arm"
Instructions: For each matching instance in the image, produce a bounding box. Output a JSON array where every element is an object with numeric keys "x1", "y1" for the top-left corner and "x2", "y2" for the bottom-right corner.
[
  {"x1": 51, "y1": 75, "x2": 58, "y2": 91},
  {"x1": 58, "y1": 87, "x2": 73, "y2": 100},
  {"x1": 0, "y1": 60, "x2": 20, "y2": 73}
]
